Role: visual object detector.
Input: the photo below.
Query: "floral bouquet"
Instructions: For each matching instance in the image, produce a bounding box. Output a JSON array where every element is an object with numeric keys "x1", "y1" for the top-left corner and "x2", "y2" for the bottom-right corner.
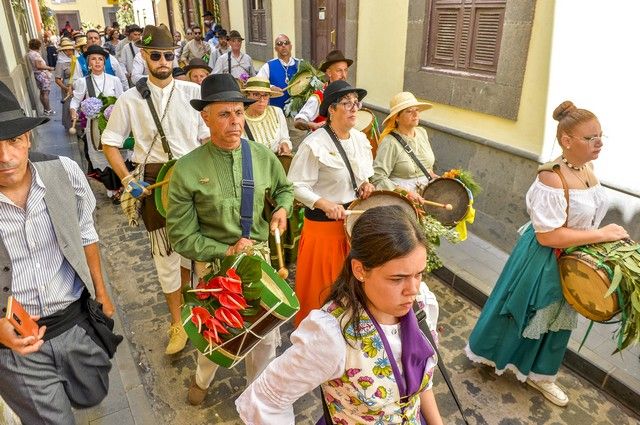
[
  {"x1": 182, "y1": 254, "x2": 299, "y2": 368},
  {"x1": 79, "y1": 97, "x2": 103, "y2": 119}
]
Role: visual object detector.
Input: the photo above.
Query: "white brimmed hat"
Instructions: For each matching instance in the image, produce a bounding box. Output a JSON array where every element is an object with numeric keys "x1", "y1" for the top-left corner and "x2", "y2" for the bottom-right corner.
[{"x1": 382, "y1": 92, "x2": 433, "y2": 125}]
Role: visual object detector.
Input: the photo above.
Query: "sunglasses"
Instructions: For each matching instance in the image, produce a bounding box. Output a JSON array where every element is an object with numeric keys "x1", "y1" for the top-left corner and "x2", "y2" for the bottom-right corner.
[
  {"x1": 275, "y1": 40, "x2": 291, "y2": 46},
  {"x1": 148, "y1": 51, "x2": 175, "y2": 61},
  {"x1": 193, "y1": 31, "x2": 202, "y2": 35}
]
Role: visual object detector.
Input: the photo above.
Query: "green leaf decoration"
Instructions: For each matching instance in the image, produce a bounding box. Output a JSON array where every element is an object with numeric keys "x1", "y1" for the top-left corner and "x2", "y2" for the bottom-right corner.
[
  {"x1": 143, "y1": 35, "x2": 152, "y2": 45},
  {"x1": 604, "y1": 264, "x2": 622, "y2": 298}
]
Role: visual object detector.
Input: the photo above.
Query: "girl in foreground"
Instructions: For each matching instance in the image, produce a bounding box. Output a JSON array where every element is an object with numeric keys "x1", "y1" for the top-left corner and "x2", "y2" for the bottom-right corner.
[{"x1": 236, "y1": 205, "x2": 443, "y2": 424}]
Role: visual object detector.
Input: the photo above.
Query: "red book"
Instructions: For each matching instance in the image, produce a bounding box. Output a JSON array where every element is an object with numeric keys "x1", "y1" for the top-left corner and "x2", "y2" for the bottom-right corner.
[{"x1": 5, "y1": 296, "x2": 39, "y2": 338}]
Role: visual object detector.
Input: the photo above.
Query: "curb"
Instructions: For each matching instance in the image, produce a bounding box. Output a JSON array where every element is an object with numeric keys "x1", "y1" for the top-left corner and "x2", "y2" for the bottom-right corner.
[{"x1": 432, "y1": 266, "x2": 640, "y2": 418}]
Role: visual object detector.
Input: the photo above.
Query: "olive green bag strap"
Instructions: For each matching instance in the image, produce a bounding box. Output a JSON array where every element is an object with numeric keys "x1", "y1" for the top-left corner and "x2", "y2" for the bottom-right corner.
[{"x1": 537, "y1": 162, "x2": 569, "y2": 227}]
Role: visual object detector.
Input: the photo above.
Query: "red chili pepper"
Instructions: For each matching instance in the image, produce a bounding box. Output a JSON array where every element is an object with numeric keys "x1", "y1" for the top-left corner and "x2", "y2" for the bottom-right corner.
[
  {"x1": 218, "y1": 292, "x2": 249, "y2": 310},
  {"x1": 215, "y1": 307, "x2": 244, "y2": 328}
]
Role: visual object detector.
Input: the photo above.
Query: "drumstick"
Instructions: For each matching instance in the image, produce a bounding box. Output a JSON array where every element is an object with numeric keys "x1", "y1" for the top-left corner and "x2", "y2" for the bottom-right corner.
[
  {"x1": 344, "y1": 210, "x2": 366, "y2": 216},
  {"x1": 68, "y1": 118, "x2": 77, "y2": 135},
  {"x1": 274, "y1": 228, "x2": 289, "y2": 279},
  {"x1": 145, "y1": 179, "x2": 169, "y2": 191},
  {"x1": 421, "y1": 199, "x2": 453, "y2": 210}
]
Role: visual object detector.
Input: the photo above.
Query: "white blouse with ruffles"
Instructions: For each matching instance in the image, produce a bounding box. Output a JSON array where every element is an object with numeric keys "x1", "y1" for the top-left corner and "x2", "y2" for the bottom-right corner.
[
  {"x1": 235, "y1": 282, "x2": 439, "y2": 425},
  {"x1": 525, "y1": 178, "x2": 608, "y2": 233}
]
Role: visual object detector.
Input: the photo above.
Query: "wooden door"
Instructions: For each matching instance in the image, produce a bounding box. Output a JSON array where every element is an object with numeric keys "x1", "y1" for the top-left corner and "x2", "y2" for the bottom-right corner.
[{"x1": 310, "y1": 0, "x2": 346, "y2": 67}]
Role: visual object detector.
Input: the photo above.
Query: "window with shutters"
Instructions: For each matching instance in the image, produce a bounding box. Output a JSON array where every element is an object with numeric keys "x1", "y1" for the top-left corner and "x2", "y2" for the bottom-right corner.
[
  {"x1": 248, "y1": 0, "x2": 267, "y2": 44},
  {"x1": 424, "y1": 0, "x2": 506, "y2": 78}
]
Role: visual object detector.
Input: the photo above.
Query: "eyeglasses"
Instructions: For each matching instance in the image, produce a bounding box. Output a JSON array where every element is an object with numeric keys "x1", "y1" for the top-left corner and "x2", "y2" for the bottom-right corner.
[
  {"x1": 337, "y1": 100, "x2": 362, "y2": 111},
  {"x1": 275, "y1": 40, "x2": 291, "y2": 46},
  {"x1": 248, "y1": 92, "x2": 270, "y2": 99},
  {"x1": 193, "y1": 31, "x2": 202, "y2": 35},
  {"x1": 572, "y1": 134, "x2": 607, "y2": 144},
  {"x1": 148, "y1": 51, "x2": 175, "y2": 61}
]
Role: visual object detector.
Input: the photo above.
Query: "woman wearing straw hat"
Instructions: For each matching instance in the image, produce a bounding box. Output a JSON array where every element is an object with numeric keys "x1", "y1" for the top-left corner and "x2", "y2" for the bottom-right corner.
[
  {"x1": 241, "y1": 76, "x2": 292, "y2": 155},
  {"x1": 183, "y1": 57, "x2": 212, "y2": 85},
  {"x1": 54, "y1": 38, "x2": 75, "y2": 130},
  {"x1": 372, "y1": 92, "x2": 436, "y2": 203}
]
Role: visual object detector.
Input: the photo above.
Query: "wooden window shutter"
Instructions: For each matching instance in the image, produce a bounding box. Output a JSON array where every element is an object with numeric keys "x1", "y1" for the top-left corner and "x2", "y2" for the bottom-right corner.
[
  {"x1": 248, "y1": 0, "x2": 267, "y2": 44},
  {"x1": 425, "y1": 0, "x2": 506, "y2": 77}
]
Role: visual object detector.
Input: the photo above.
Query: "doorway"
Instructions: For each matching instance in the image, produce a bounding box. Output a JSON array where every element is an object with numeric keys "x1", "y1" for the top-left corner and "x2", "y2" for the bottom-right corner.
[
  {"x1": 310, "y1": 0, "x2": 346, "y2": 66},
  {"x1": 54, "y1": 12, "x2": 81, "y2": 35}
]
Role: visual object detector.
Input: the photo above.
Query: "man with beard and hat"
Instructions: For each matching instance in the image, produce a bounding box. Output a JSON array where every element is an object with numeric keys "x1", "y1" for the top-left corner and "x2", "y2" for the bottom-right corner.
[
  {"x1": 293, "y1": 50, "x2": 352, "y2": 132},
  {"x1": 101, "y1": 24, "x2": 210, "y2": 355},
  {"x1": 0, "y1": 81, "x2": 120, "y2": 424},
  {"x1": 166, "y1": 73, "x2": 293, "y2": 405},
  {"x1": 180, "y1": 25, "x2": 211, "y2": 65}
]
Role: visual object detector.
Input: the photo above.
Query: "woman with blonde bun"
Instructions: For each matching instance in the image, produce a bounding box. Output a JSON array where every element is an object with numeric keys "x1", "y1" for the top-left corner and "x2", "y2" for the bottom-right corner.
[{"x1": 465, "y1": 101, "x2": 628, "y2": 407}]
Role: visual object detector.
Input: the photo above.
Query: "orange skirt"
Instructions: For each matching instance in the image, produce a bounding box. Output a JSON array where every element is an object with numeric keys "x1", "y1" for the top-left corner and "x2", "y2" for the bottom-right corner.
[{"x1": 294, "y1": 218, "x2": 349, "y2": 326}]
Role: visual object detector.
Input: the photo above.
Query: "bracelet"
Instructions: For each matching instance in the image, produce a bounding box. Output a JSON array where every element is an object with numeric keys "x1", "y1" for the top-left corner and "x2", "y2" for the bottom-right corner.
[{"x1": 121, "y1": 174, "x2": 134, "y2": 186}]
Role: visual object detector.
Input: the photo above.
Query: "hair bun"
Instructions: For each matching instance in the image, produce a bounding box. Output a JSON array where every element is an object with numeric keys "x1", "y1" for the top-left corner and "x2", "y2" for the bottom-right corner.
[{"x1": 553, "y1": 101, "x2": 576, "y2": 121}]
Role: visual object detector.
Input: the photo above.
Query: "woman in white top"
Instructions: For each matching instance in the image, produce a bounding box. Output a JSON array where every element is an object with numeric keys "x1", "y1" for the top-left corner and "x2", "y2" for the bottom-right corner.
[
  {"x1": 241, "y1": 76, "x2": 292, "y2": 155},
  {"x1": 70, "y1": 45, "x2": 124, "y2": 201},
  {"x1": 236, "y1": 205, "x2": 443, "y2": 425},
  {"x1": 287, "y1": 80, "x2": 375, "y2": 326},
  {"x1": 466, "y1": 101, "x2": 628, "y2": 407}
]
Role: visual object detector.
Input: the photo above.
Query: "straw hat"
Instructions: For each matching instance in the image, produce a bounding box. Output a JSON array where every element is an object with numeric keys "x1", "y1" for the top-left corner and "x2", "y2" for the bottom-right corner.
[
  {"x1": 74, "y1": 36, "x2": 87, "y2": 48},
  {"x1": 382, "y1": 92, "x2": 433, "y2": 125},
  {"x1": 241, "y1": 77, "x2": 283, "y2": 98},
  {"x1": 57, "y1": 38, "x2": 75, "y2": 51}
]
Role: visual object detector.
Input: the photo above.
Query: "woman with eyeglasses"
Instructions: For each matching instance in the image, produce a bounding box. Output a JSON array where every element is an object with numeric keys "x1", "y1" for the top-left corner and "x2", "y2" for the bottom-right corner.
[
  {"x1": 287, "y1": 80, "x2": 375, "y2": 326},
  {"x1": 236, "y1": 205, "x2": 443, "y2": 425},
  {"x1": 372, "y1": 92, "x2": 436, "y2": 203},
  {"x1": 466, "y1": 101, "x2": 628, "y2": 407}
]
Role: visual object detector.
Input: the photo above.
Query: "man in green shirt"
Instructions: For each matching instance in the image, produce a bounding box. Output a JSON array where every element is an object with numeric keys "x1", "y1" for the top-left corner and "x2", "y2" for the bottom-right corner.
[{"x1": 166, "y1": 73, "x2": 293, "y2": 405}]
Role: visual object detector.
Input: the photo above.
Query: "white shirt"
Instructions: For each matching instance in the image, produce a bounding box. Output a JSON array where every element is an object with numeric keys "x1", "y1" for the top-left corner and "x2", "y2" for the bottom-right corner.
[
  {"x1": 293, "y1": 93, "x2": 320, "y2": 122},
  {"x1": 119, "y1": 41, "x2": 139, "y2": 75},
  {"x1": 212, "y1": 51, "x2": 256, "y2": 79},
  {"x1": 72, "y1": 53, "x2": 129, "y2": 92},
  {"x1": 70, "y1": 72, "x2": 123, "y2": 110},
  {"x1": 287, "y1": 127, "x2": 374, "y2": 208},
  {"x1": 208, "y1": 45, "x2": 231, "y2": 69},
  {"x1": 101, "y1": 79, "x2": 209, "y2": 164},
  {"x1": 235, "y1": 282, "x2": 439, "y2": 425},
  {"x1": 257, "y1": 57, "x2": 298, "y2": 81}
]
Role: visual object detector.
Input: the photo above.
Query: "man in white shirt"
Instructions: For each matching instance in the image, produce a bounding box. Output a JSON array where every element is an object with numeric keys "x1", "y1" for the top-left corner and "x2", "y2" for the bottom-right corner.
[
  {"x1": 207, "y1": 28, "x2": 230, "y2": 69},
  {"x1": 73, "y1": 29, "x2": 129, "y2": 91},
  {"x1": 117, "y1": 24, "x2": 143, "y2": 80},
  {"x1": 212, "y1": 30, "x2": 255, "y2": 79},
  {"x1": 102, "y1": 25, "x2": 209, "y2": 356},
  {"x1": 293, "y1": 50, "x2": 352, "y2": 132}
]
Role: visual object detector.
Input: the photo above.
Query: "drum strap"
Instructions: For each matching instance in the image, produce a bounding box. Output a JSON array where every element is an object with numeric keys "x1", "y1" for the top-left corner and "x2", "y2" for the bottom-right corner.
[
  {"x1": 85, "y1": 75, "x2": 96, "y2": 98},
  {"x1": 135, "y1": 77, "x2": 175, "y2": 160},
  {"x1": 325, "y1": 126, "x2": 359, "y2": 193},
  {"x1": 390, "y1": 132, "x2": 432, "y2": 182},
  {"x1": 240, "y1": 138, "x2": 254, "y2": 239},
  {"x1": 413, "y1": 301, "x2": 471, "y2": 425},
  {"x1": 539, "y1": 163, "x2": 569, "y2": 226},
  {"x1": 243, "y1": 121, "x2": 254, "y2": 141}
]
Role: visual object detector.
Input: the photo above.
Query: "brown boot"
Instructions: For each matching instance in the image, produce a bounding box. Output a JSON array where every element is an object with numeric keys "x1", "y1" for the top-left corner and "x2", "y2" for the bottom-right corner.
[{"x1": 188, "y1": 376, "x2": 208, "y2": 406}]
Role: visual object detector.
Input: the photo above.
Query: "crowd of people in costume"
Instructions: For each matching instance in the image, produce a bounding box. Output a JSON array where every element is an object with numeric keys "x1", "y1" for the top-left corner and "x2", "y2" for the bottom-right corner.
[{"x1": 1, "y1": 16, "x2": 629, "y2": 424}]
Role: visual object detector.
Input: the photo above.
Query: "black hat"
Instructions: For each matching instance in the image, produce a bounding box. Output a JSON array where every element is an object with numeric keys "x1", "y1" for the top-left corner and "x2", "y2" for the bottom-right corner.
[
  {"x1": 319, "y1": 50, "x2": 353, "y2": 72},
  {"x1": 319, "y1": 80, "x2": 367, "y2": 117},
  {"x1": 83, "y1": 44, "x2": 109, "y2": 58},
  {"x1": 216, "y1": 29, "x2": 228, "y2": 39},
  {"x1": 0, "y1": 81, "x2": 49, "y2": 139},
  {"x1": 135, "y1": 24, "x2": 178, "y2": 49},
  {"x1": 172, "y1": 67, "x2": 186, "y2": 78},
  {"x1": 190, "y1": 74, "x2": 255, "y2": 111},
  {"x1": 202, "y1": 11, "x2": 214, "y2": 17},
  {"x1": 228, "y1": 30, "x2": 244, "y2": 41},
  {"x1": 183, "y1": 58, "x2": 212, "y2": 74}
]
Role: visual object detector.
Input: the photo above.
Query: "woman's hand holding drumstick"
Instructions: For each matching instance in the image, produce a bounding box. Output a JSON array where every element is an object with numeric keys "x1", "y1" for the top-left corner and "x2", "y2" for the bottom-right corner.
[{"x1": 421, "y1": 199, "x2": 453, "y2": 210}]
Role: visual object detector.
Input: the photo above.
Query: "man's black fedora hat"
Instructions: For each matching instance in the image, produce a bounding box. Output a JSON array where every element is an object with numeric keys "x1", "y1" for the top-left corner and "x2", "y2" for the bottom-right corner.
[
  {"x1": 0, "y1": 81, "x2": 49, "y2": 139},
  {"x1": 190, "y1": 74, "x2": 255, "y2": 111},
  {"x1": 319, "y1": 80, "x2": 367, "y2": 117}
]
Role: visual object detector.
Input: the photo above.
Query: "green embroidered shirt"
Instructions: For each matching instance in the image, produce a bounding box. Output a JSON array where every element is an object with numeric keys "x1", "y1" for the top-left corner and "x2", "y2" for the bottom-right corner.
[{"x1": 167, "y1": 140, "x2": 294, "y2": 262}]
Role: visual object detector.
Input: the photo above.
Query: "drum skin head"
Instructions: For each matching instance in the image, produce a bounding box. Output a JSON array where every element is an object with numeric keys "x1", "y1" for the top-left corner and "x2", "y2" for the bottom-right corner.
[
  {"x1": 421, "y1": 178, "x2": 470, "y2": 226},
  {"x1": 154, "y1": 159, "x2": 176, "y2": 218},
  {"x1": 558, "y1": 252, "x2": 619, "y2": 322},
  {"x1": 354, "y1": 109, "x2": 374, "y2": 133},
  {"x1": 345, "y1": 190, "x2": 417, "y2": 239},
  {"x1": 287, "y1": 71, "x2": 313, "y2": 96}
]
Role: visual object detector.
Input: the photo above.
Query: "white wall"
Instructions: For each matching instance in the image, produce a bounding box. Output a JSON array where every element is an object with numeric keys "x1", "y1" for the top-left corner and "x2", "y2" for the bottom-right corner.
[{"x1": 546, "y1": 1, "x2": 640, "y2": 196}]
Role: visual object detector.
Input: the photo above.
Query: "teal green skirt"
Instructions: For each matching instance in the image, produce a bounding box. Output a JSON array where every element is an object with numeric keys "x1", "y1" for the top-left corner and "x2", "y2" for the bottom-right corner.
[{"x1": 467, "y1": 225, "x2": 571, "y2": 380}]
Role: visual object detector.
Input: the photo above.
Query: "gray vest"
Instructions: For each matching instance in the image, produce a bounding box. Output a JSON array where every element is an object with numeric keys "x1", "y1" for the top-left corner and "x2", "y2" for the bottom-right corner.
[{"x1": 0, "y1": 154, "x2": 94, "y2": 315}]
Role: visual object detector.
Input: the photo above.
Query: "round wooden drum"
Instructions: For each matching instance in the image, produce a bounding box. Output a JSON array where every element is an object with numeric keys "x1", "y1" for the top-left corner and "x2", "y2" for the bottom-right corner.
[
  {"x1": 344, "y1": 190, "x2": 418, "y2": 240},
  {"x1": 154, "y1": 159, "x2": 176, "y2": 218},
  {"x1": 421, "y1": 178, "x2": 471, "y2": 226},
  {"x1": 354, "y1": 108, "x2": 379, "y2": 157},
  {"x1": 559, "y1": 245, "x2": 621, "y2": 322}
]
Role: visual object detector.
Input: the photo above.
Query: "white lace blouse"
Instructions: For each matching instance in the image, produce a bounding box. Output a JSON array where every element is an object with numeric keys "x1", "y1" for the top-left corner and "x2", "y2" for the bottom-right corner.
[{"x1": 525, "y1": 179, "x2": 608, "y2": 233}]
